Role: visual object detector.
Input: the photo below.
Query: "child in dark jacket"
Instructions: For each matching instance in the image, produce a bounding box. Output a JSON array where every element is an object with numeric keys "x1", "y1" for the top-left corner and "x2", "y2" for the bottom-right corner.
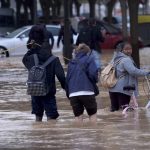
[
  {"x1": 22, "y1": 24, "x2": 66, "y2": 122},
  {"x1": 66, "y1": 43, "x2": 99, "y2": 124}
]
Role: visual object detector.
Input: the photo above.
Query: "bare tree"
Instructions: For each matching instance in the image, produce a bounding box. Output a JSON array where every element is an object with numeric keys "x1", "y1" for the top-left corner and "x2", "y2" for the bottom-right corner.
[
  {"x1": 127, "y1": 0, "x2": 140, "y2": 67},
  {"x1": 119, "y1": 0, "x2": 128, "y2": 40},
  {"x1": 105, "y1": 0, "x2": 117, "y2": 24},
  {"x1": 0, "y1": 0, "x2": 10, "y2": 8},
  {"x1": 23, "y1": 0, "x2": 36, "y2": 24},
  {"x1": 88, "y1": 0, "x2": 97, "y2": 18},
  {"x1": 55, "y1": 0, "x2": 62, "y2": 16},
  {"x1": 51, "y1": 0, "x2": 57, "y2": 16},
  {"x1": 15, "y1": 0, "x2": 24, "y2": 27},
  {"x1": 39, "y1": 0, "x2": 51, "y2": 23},
  {"x1": 15, "y1": 0, "x2": 36, "y2": 26},
  {"x1": 69, "y1": 0, "x2": 81, "y2": 17}
]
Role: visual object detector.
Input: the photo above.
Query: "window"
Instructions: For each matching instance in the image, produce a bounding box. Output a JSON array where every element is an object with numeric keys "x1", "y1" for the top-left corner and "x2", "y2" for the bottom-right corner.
[
  {"x1": 102, "y1": 23, "x2": 120, "y2": 34},
  {"x1": 6, "y1": 27, "x2": 29, "y2": 38},
  {"x1": 18, "y1": 29, "x2": 30, "y2": 38}
]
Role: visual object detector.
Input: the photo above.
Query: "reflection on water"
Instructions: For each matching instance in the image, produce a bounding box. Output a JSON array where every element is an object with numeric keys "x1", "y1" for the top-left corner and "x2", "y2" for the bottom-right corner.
[
  {"x1": 0, "y1": 109, "x2": 150, "y2": 149},
  {"x1": 0, "y1": 60, "x2": 150, "y2": 149}
]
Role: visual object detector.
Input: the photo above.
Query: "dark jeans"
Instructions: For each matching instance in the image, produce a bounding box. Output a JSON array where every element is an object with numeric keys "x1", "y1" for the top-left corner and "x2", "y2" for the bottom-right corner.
[
  {"x1": 31, "y1": 93, "x2": 59, "y2": 119},
  {"x1": 109, "y1": 92, "x2": 131, "y2": 111}
]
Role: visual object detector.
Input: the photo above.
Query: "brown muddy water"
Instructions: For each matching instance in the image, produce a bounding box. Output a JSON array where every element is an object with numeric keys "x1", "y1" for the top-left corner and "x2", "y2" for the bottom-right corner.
[{"x1": 0, "y1": 49, "x2": 150, "y2": 150}]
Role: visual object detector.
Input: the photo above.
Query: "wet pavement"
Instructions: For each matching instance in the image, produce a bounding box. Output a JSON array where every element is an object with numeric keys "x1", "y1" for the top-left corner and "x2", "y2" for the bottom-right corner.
[{"x1": 0, "y1": 49, "x2": 150, "y2": 150}]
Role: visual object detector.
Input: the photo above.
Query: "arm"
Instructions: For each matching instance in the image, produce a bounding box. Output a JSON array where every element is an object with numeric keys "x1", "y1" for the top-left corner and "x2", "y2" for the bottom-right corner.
[
  {"x1": 55, "y1": 58, "x2": 66, "y2": 89},
  {"x1": 123, "y1": 57, "x2": 149, "y2": 76},
  {"x1": 86, "y1": 57, "x2": 98, "y2": 83},
  {"x1": 22, "y1": 50, "x2": 34, "y2": 70}
]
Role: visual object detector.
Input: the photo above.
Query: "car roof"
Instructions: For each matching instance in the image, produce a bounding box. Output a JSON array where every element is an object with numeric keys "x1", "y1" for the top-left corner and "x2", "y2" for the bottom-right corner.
[{"x1": 22, "y1": 24, "x2": 60, "y2": 29}]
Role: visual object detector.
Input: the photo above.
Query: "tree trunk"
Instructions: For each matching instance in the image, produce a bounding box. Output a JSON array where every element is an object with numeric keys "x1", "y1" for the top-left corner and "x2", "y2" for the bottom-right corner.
[
  {"x1": 0, "y1": 0, "x2": 10, "y2": 8},
  {"x1": 106, "y1": 0, "x2": 117, "y2": 23},
  {"x1": 74, "y1": 0, "x2": 81, "y2": 16},
  {"x1": 32, "y1": 0, "x2": 37, "y2": 24},
  {"x1": 119, "y1": 0, "x2": 128, "y2": 40},
  {"x1": 22, "y1": 0, "x2": 28, "y2": 25},
  {"x1": 15, "y1": 0, "x2": 23, "y2": 27},
  {"x1": 88, "y1": 0, "x2": 97, "y2": 18},
  {"x1": 56, "y1": 0, "x2": 62, "y2": 16},
  {"x1": 39, "y1": 0, "x2": 51, "y2": 23},
  {"x1": 51, "y1": 0, "x2": 57, "y2": 16},
  {"x1": 69, "y1": 0, "x2": 73, "y2": 17},
  {"x1": 64, "y1": 0, "x2": 71, "y2": 64},
  {"x1": 127, "y1": 0, "x2": 140, "y2": 67}
]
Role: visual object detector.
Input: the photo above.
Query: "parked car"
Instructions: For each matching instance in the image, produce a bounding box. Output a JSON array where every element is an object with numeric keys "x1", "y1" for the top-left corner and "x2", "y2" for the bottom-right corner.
[
  {"x1": 102, "y1": 16, "x2": 121, "y2": 28},
  {"x1": 0, "y1": 24, "x2": 77, "y2": 57},
  {"x1": 78, "y1": 19, "x2": 143, "y2": 50},
  {"x1": 102, "y1": 16, "x2": 130, "y2": 30}
]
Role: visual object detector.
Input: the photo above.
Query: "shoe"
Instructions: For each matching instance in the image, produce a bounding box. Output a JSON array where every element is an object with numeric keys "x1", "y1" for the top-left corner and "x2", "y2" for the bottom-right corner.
[
  {"x1": 121, "y1": 104, "x2": 129, "y2": 110},
  {"x1": 47, "y1": 116, "x2": 57, "y2": 121},
  {"x1": 35, "y1": 116, "x2": 42, "y2": 122},
  {"x1": 110, "y1": 108, "x2": 119, "y2": 112},
  {"x1": 47, "y1": 114, "x2": 59, "y2": 121},
  {"x1": 110, "y1": 109, "x2": 115, "y2": 112},
  {"x1": 126, "y1": 107, "x2": 134, "y2": 112}
]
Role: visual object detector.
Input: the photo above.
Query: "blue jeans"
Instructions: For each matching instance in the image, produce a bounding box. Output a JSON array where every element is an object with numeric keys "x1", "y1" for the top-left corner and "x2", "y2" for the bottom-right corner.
[
  {"x1": 90, "y1": 50, "x2": 101, "y2": 70},
  {"x1": 31, "y1": 93, "x2": 59, "y2": 119}
]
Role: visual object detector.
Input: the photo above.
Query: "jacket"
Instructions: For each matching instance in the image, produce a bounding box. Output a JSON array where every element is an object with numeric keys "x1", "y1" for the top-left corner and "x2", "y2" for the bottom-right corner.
[
  {"x1": 90, "y1": 25, "x2": 104, "y2": 53},
  {"x1": 22, "y1": 43, "x2": 66, "y2": 96},
  {"x1": 66, "y1": 52, "x2": 98, "y2": 97},
  {"x1": 109, "y1": 52, "x2": 149, "y2": 96},
  {"x1": 76, "y1": 25, "x2": 104, "y2": 53},
  {"x1": 57, "y1": 25, "x2": 77, "y2": 47}
]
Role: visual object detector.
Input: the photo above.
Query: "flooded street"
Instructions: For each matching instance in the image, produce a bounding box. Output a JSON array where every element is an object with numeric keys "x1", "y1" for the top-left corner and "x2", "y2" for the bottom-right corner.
[{"x1": 0, "y1": 49, "x2": 150, "y2": 150}]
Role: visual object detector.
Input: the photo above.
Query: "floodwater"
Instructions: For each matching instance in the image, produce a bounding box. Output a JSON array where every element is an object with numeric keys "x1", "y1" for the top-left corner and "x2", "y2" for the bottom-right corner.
[{"x1": 0, "y1": 50, "x2": 150, "y2": 150}]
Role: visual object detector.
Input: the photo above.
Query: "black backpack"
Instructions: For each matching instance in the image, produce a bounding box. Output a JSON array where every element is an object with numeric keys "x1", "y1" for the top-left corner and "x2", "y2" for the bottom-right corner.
[{"x1": 27, "y1": 54, "x2": 56, "y2": 96}]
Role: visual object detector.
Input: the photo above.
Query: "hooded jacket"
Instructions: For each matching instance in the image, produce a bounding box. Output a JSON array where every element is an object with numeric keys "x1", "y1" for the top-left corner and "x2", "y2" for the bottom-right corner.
[
  {"x1": 109, "y1": 52, "x2": 149, "y2": 96},
  {"x1": 22, "y1": 25, "x2": 66, "y2": 96},
  {"x1": 66, "y1": 44, "x2": 98, "y2": 97},
  {"x1": 22, "y1": 47, "x2": 66, "y2": 96}
]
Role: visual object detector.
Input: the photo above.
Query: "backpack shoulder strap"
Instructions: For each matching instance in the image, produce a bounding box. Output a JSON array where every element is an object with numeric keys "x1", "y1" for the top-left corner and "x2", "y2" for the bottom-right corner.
[
  {"x1": 33, "y1": 54, "x2": 39, "y2": 66},
  {"x1": 42, "y1": 56, "x2": 57, "y2": 67},
  {"x1": 114, "y1": 57, "x2": 124, "y2": 66}
]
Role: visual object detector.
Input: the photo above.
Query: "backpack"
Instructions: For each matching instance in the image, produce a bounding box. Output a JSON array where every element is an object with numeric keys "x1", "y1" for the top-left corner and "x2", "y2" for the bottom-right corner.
[
  {"x1": 78, "y1": 27, "x2": 92, "y2": 47},
  {"x1": 100, "y1": 58, "x2": 123, "y2": 88},
  {"x1": 27, "y1": 54, "x2": 56, "y2": 96}
]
